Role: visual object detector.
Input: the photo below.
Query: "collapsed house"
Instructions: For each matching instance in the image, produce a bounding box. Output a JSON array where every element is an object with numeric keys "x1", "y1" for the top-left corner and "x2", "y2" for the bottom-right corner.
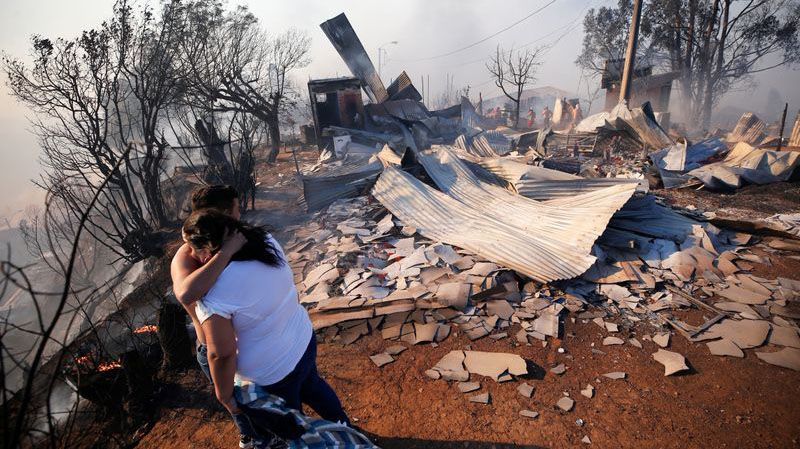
[{"x1": 288, "y1": 12, "x2": 800, "y2": 381}]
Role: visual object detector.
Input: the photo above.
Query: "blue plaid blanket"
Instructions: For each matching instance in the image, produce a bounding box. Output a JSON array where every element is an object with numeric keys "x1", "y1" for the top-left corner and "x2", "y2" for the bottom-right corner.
[{"x1": 234, "y1": 382, "x2": 379, "y2": 449}]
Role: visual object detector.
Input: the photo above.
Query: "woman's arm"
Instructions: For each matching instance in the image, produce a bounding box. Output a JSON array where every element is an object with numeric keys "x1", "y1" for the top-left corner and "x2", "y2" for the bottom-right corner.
[
  {"x1": 202, "y1": 314, "x2": 240, "y2": 414},
  {"x1": 171, "y1": 231, "x2": 246, "y2": 305}
]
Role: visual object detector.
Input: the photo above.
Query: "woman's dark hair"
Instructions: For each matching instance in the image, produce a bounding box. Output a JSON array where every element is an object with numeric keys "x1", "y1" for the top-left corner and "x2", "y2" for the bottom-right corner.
[
  {"x1": 191, "y1": 185, "x2": 239, "y2": 213},
  {"x1": 182, "y1": 209, "x2": 283, "y2": 267}
]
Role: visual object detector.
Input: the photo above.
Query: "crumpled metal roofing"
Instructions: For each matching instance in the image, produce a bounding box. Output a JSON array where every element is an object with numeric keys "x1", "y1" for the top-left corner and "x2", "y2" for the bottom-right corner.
[
  {"x1": 303, "y1": 156, "x2": 383, "y2": 211},
  {"x1": 688, "y1": 141, "x2": 800, "y2": 189},
  {"x1": 727, "y1": 112, "x2": 766, "y2": 145},
  {"x1": 319, "y1": 13, "x2": 388, "y2": 103},
  {"x1": 471, "y1": 156, "x2": 697, "y2": 242},
  {"x1": 576, "y1": 101, "x2": 672, "y2": 150},
  {"x1": 477, "y1": 157, "x2": 647, "y2": 200},
  {"x1": 372, "y1": 147, "x2": 637, "y2": 282},
  {"x1": 416, "y1": 147, "x2": 638, "y2": 253},
  {"x1": 650, "y1": 138, "x2": 728, "y2": 188}
]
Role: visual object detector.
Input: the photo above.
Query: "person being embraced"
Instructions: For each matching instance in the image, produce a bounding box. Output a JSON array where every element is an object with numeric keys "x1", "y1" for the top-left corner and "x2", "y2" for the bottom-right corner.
[
  {"x1": 171, "y1": 186, "x2": 260, "y2": 447},
  {"x1": 180, "y1": 209, "x2": 351, "y2": 444}
]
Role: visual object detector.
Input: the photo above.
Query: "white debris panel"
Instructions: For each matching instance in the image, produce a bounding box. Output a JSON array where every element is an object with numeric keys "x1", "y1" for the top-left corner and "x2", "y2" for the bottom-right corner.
[{"x1": 687, "y1": 142, "x2": 800, "y2": 190}]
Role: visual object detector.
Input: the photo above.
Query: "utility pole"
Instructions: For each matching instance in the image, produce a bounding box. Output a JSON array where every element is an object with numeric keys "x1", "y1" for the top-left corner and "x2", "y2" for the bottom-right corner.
[
  {"x1": 377, "y1": 41, "x2": 398, "y2": 82},
  {"x1": 619, "y1": 0, "x2": 644, "y2": 104},
  {"x1": 420, "y1": 75, "x2": 425, "y2": 107},
  {"x1": 777, "y1": 102, "x2": 788, "y2": 151}
]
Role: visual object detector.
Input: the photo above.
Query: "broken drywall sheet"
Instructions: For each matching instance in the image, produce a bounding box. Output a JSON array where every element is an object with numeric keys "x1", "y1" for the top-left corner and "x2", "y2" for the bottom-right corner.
[
  {"x1": 755, "y1": 347, "x2": 800, "y2": 371},
  {"x1": 652, "y1": 349, "x2": 689, "y2": 376},
  {"x1": 430, "y1": 350, "x2": 528, "y2": 382}
]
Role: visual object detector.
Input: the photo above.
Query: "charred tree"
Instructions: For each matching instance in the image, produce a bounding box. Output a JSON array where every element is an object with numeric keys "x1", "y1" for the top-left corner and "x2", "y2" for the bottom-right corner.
[
  {"x1": 157, "y1": 300, "x2": 195, "y2": 372},
  {"x1": 487, "y1": 46, "x2": 543, "y2": 129}
]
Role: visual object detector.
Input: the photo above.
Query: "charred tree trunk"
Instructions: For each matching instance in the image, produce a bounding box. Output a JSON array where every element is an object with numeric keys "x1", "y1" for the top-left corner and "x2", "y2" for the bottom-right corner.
[
  {"x1": 157, "y1": 301, "x2": 194, "y2": 372},
  {"x1": 702, "y1": 0, "x2": 730, "y2": 130},
  {"x1": 195, "y1": 119, "x2": 234, "y2": 184},
  {"x1": 121, "y1": 349, "x2": 155, "y2": 423},
  {"x1": 267, "y1": 117, "x2": 281, "y2": 164}
]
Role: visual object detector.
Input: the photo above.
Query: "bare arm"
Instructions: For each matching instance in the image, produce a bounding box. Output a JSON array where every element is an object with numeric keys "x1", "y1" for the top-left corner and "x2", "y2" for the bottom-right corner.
[
  {"x1": 170, "y1": 246, "x2": 206, "y2": 342},
  {"x1": 202, "y1": 314, "x2": 240, "y2": 414},
  {"x1": 171, "y1": 231, "x2": 245, "y2": 305}
]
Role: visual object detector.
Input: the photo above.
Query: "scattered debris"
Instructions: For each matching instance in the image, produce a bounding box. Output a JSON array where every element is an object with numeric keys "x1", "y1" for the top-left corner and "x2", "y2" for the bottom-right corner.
[
  {"x1": 469, "y1": 393, "x2": 491, "y2": 404},
  {"x1": 520, "y1": 410, "x2": 539, "y2": 419},
  {"x1": 653, "y1": 333, "x2": 670, "y2": 348},
  {"x1": 429, "y1": 350, "x2": 527, "y2": 382},
  {"x1": 517, "y1": 383, "x2": 535, "y2": 398},
  {"x1": 370, "y1": 353, "x2": 395, "y2": 368},
  {"x1": 556, "y1": 397, "x2": 575, "y2": 412},
  {"x1": 652, "y1": 349, "x2": 689, "y2": 376},
  {"x1": 706, "y1": 339, "x2": 744, "y2": 358},
  {"x1": 580, "y1": 384, "x2": 594, "y2": 399},
  {"x1": 550, "y1": 363, "x2": 567, "y2": 375},
  {"x1": 457, "y1": 382, "x2": 481, "y2": 393},
  {"x1": 603, "y1": 372, "x2": 626, "y2": 380},
  {"x1": 755, "y1": 348, "x2": 800, "y2": 371}
]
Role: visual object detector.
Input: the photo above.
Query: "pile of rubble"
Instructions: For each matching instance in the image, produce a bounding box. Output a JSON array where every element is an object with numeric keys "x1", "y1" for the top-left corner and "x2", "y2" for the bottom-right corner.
[
  {"x1": 281, "y1": 170, "x2": 800, "y2": 374},
  {"x1": 282, "y1": 14, "x2": 800, "y2": 404}
]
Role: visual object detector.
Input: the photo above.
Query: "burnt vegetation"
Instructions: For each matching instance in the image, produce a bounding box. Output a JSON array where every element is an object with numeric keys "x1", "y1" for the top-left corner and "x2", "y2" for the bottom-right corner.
[{"x1": 1, "y1": 0, "x2": 310, "y2": 447}]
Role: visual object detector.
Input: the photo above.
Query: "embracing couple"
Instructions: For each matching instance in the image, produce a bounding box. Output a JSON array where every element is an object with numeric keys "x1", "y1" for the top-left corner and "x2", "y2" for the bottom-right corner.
[{"x1": 170, "y1": 186, "x2": 374, "y2": 449}]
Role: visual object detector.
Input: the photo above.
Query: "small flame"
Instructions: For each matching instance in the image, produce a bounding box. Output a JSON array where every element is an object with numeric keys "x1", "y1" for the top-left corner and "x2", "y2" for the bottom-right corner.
[
  {"x1": 133, "y1": 325, "x2": 158, "y2": 334},
  {"x1": 97, "y1": 361, "x2": 122, "y2": 372}
]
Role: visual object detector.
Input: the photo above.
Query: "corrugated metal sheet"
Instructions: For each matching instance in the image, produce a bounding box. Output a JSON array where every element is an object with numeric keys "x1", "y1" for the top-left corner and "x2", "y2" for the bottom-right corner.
[
  {"x1": 319, "y1": 14, "x2": 389, "y2": 103},
  {"x1": 650, "y1": 138, "x2": 728, "y2": 189},
  {"x1": 607, "y1": 195, "x2": 699, "y2": 241},
  {"x1": 477, "y1": 157, "x2": 647, "y2": 199},
  {"x1": 728, "y1": 112, "x2": 766, "y2": 145},
  {"x1": 474, "y1": 156, "x2": 696, "y2": 242},
  {"x1": 455, "y1": 134, "x2": 500, "y2": 158},
  {"x1": 372, "y1": 166, "x2": 595, "y2": 282},
  {"x1": 687, "y1": 141, "x2": 800, "y2": 189},
  {"x1": 788, "y1": 112, "x2": 800, "y2": 147},
  {"x1": 386, "y1": 71, "x2": 422, "y2": 102},
  {"x1": 303, "y1": 156, "x2": 383, "y2": 211},
  {"x1": 365, "y1": 99, "x2": 430, "y2": 121},
  {"x1": 371, "y1": 147, "x2": 636, "y2": 282},
  {"x1": 415, "y1": 147, "x2": 637, "y2": 254},
  {"x1": 607, "y1": 101, "x2": 673, "y2": 150},
  {"x1": 455, "y1": 134, "x2": 492, "y2": 157}
]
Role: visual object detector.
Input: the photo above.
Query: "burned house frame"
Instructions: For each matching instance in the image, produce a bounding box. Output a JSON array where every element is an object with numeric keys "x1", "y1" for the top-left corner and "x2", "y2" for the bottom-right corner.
[{"x1": 308, "y1": 77, "x2": 366, "y2": 148}]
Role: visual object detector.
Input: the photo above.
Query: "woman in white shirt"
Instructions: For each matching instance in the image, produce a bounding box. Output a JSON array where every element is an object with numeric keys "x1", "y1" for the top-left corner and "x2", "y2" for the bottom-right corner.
[{"x1": 181, "y1": 209, "x2": 350, "y2": 436}]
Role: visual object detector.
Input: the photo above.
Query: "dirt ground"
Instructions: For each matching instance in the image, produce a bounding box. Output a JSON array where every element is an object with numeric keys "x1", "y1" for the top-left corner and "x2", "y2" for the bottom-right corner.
[
  {"x1": 657, "y1": 182, "x2": 800, "y2": 220},
  {"x1": 133, "y1": 147, "x2": 800, "y2": 449}
]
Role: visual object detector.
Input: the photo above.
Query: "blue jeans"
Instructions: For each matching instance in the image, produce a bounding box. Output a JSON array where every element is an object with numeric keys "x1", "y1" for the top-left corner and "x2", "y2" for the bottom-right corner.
[
  {"x1": 259, "y1": 335, "x2": 350, "y2": 425},
  {"x1": 196, "y1": 343, "x2": 258, "y2": 438}
]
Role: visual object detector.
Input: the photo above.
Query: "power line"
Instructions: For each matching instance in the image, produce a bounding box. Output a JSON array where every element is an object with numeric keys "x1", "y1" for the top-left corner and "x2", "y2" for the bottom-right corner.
[
  {"x1": 406, "y1": 0, "x2": 596, "y2": 74},
  {"x1": 434, "y1": 1, "x2": 594, "y2": 98},
  {"x1": 396, "y1": 0, "x2": 558, "y2": 62}
]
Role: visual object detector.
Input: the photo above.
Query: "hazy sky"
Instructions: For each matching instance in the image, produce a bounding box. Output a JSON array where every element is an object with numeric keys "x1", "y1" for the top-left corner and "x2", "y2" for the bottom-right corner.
[{"x1": 1, "y1": 0, "x2": 799, "y2": 217}]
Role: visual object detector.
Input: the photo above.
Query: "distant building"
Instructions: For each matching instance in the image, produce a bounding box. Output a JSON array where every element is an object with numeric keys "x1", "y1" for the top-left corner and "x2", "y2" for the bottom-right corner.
[{"x1": 601, "y1": 59, "x2": 679, "y2": 114}]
